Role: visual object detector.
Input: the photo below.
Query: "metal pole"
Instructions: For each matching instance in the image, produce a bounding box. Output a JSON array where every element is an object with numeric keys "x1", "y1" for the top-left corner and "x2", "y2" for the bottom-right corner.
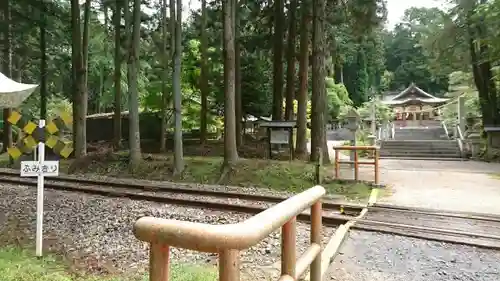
[
  {"x1": 35, "y1": 119, "x2": 46, "y2": 257},
  {"x1": 40, "y1": 0, "x2": 47, "y2": 121}
]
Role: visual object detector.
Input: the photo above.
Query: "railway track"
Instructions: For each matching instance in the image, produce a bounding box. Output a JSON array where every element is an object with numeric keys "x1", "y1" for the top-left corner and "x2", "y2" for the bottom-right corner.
[
  {"x1": 0, "y1": 170, "x2": 361, "y2": 225},
  {"x1": 1, "y1": 169, "x2": 500, "y2": 250},
  {"x1": 349, "y1": 204, "x2": 500, "y2": 250}
]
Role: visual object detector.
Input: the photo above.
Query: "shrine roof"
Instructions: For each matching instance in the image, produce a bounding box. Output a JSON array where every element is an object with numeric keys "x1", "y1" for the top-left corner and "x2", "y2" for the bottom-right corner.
[
  {"x1": 383, "y1": 97, "x2": 449, "y2": 105},
  {"x1": 382, "y1": 83, "x2": 449, "y2": 105}
]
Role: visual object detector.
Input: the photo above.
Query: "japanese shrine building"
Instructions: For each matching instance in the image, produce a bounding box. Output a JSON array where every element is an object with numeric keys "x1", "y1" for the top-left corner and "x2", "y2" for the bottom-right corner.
[{"x1": 382, "y1": 83, "x2": 449, "y2": 127}]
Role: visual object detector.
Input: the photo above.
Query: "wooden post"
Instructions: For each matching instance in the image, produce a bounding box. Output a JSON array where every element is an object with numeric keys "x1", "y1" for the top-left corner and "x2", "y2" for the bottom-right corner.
[
  {"x1": 353, "y1": 149, "x2": 359, "y2": 181},
  {"x1": 149, "y1": 244, "x2": 170, "y2": 281},
  {"x1": 310, "y1": 202, "x2": 322, "y2": 281},
  {"x1": 334, "y1": 147, "x2": 339, "y2": 180},
  {"x1": 281, "y1": 218, "x2": 297, "y2": 277},
  {"x1": 374, "y1": 148, "x2": 379, "y2": 185},
  {"x1": 315, "y1": 147, "x2": 323, "y2": 184},
  {"x1": 219, "y1": 250, "x2": 240, "y2": 281},
  {"x1": 268, "y1": 128, "x2": 272, "y2": 159}
]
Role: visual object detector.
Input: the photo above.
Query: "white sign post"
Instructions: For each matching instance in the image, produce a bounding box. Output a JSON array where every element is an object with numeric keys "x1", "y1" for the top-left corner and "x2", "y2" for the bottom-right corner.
[{"x1": 19, "y1": 120, "x2": 59, "y2": 257}]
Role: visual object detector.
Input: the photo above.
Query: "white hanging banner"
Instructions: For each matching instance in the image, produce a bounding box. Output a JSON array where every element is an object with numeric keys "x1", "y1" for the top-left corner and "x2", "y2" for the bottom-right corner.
[{"x1": 0, "y1": 72, "x2": 39, "y2": 108}]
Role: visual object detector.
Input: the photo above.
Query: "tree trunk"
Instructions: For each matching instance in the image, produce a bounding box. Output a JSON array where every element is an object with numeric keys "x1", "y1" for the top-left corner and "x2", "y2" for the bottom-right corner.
[
  {"x1": 295, "y1": 0, "x2": 309, "y2": 160},
  {"x1": 466, "y1": 8, "x2": 500, "y2": 126},
  {"x1": 1, "y1": 0, "x2": 12, "y2": 154},
  {"x1": 128, "y1": 0, "x2": 142, "y2": 168},
  {"x1": 75, "y1": 0, "x2": 91, "y2": 157},
  {"x1": 173, "y1": 0, "x2": 184, "y2": 174},
  {"x1": 284, "y1": 0, "x2": 297, "y2": 121},
  {"x1": 222, "y1": 0, "x2": 239, "y2": 167},
  {"x1": 82, "y1": 0, "x2": 90, "y2": 88},
  {"x1": 71, "y1": 0, "x2": 86, "y2": 158},
  {"x1": 160, "y1": 0, "x2": 169, "y2": 152},
  {"x1": 113, "y1": 0, "x2": 122, "y2": 150},
  {"x1": 310, "y1": 0, "x2": 328, "y2": 163},
  {"x1": 234, "y1": 0, "x2": 242, "y2": 147},
  {"x1": 272, "y1": 0, "x2": 284, "y2": 120},
  {"x1": 199, "y1": 0, "x2": 209, "y2": 144},
  {"x1": 98, "y1": 3, "x2": 109, "y2": 114}
]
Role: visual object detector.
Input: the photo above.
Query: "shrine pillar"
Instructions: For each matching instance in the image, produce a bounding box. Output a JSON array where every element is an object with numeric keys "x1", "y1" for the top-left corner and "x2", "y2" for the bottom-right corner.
[{"x1": 402, "y1": 106, "x2": 406, "y2": 127}]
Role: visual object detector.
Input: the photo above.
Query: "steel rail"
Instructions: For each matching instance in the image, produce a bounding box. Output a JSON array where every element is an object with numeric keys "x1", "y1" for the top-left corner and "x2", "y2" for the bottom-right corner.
[
  {"x1": 372, "y1": 203, "x2": 500, "y2": 221},
  {"x1": 342, "y1": 212, "x2": 500, "y2": 250},
  {"x1": 0, "y1": 174, "x2": 350, "y2": 225},
  {"x1": 352, "y1": 224, "x2": 500, "y2": 250},
  {"x1": 3, "y1": 170, "x2": 499, "y2": 250},
  {"x1": 0, "y1": 170, "x2": 364, "y2": 214}
]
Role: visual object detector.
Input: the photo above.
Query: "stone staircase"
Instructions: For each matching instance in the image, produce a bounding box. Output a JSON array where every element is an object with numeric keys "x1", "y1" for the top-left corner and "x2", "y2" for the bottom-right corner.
[
  {"x1": 380, "y1": 127, "x2": 463, "y2": 160},
  {"x1": 394, "y1": 127, "x2": 448, "y2": 140}
]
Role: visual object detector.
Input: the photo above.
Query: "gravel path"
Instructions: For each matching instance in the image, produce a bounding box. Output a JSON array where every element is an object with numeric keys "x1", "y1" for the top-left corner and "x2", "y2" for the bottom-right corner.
[
  {"x1": 0, "y1": 184, "x2": 335, "y2": 280},
  {"x1": 325, "y1": 230, "x2": 500, "y2": 281}
]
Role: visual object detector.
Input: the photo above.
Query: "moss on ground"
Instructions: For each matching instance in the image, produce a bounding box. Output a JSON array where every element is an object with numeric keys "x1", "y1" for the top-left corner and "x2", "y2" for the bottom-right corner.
[{"x1": 0, "y1": 246, "x2": 216, "y2": 281}]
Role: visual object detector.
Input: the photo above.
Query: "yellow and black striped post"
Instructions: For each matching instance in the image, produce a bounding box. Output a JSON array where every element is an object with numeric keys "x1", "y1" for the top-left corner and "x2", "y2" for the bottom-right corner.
[{"x1": 6, "y1": 111, "x2": 74, "y2": 160}]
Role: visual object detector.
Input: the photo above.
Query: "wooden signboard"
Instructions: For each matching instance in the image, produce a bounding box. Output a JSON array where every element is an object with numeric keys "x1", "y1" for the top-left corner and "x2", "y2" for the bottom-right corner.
[{"x1": 270, "y1": 129, "x2": 289, "y2": 144}]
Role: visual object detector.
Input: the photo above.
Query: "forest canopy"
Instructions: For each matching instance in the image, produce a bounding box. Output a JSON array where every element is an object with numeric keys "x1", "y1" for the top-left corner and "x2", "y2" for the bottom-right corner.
[{"x1": 0, "y1": 0, "x2": 499, "y2": 169}]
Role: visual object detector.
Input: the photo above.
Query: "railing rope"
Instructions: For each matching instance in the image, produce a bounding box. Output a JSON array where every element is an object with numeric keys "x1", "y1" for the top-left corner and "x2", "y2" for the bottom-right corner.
[
  {"x1": 455, "y1": 123, "x2": 465, "y2": 158},
  {"x1": 441, "y1": 120, "x2": 449, "y2": 139},
  {"x1": 134, "y1": 186, "x2": 326, "y2": 281}
]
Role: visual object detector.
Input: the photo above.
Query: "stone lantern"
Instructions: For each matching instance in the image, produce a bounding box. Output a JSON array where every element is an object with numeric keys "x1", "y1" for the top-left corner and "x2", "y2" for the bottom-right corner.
[
  {"x1": 344, "y1": 109, "x2": 360, "y2": 164},
  {"x1": 467, "y1": 132, "x2": 482, "y2": 159}
]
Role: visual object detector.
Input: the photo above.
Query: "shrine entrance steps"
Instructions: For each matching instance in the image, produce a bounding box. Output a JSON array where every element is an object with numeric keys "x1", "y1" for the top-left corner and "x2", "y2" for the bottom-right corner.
[
  {"x1": 380, "y1": 139, "x2": 462, "y2": 160},
  {"x1": 393, "y1": 126, "x2": 448, "y2": 140},
  {"x1": 380, "y1": 127, "x2": 463, "y2": 160}
]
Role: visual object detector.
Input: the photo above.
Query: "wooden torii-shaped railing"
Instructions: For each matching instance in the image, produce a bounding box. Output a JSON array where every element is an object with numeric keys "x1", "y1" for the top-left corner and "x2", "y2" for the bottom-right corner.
[{"x1": 134, "y1": 186, "x2": 326, "y2": 281}]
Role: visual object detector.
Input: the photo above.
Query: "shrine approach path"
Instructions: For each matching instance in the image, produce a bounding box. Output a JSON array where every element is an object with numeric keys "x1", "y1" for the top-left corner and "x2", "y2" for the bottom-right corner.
[{"x1": 376, "y1": 159, "x2": 500, "y2": 214}]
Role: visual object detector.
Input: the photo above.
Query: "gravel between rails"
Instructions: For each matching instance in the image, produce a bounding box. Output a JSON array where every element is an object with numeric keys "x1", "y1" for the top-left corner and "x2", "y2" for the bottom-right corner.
[
  {"x1": 26, "y1": 180, "x2": 343, "y2": 217},
  {"x1": 0, "y1": 184, "x2": 335, "y2": 280},
  {"x1": 325, "y1": 230, "x2": 500, "y2": 281}
]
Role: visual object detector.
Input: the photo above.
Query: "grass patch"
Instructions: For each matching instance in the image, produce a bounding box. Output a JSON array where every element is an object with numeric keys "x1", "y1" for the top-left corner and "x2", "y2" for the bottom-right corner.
[
  {"x1": 0, "y1": 151, "x2": 374, "y2": 201},
  {"x1": 0, "y1": 246, "x2": 216, "y2": 281},
  {"x1": 491, "y1": 173, "x2": 500, "y2": 180},
  {"x1": 79, "y1": 152, "x2": 372, "y2": 201}
]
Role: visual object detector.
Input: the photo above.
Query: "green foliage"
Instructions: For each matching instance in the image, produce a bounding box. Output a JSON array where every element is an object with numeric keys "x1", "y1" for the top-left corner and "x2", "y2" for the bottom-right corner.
[
  {"x1": 383, "y1": 8, "x2": 450, "y2": 95},
  {"x1": 441, "y1": 71, "x2": 481, "y2": 127},
  {"x1": 325, "y1": 78, "x2": 352, "y2": 121},
  {"x1": 18, "y1": 95, "x2": 72, "y2": 121},
  {"x1": 0, "y1": 246, "x2": 216, "y2": 281},
  {"x1": 354, "y1": 47, "x2": 369, "y2": 104},
  {"x1": 356, "y1": 99, "x2": 394, "y2": 124},
  {"x1": 416, "y1": 1, "x2": 500, "y2": 125},
  {"x1": 341, "y1": 31, "x2": 385, "y2": 105},
  {"x1": 10, "y1": 0, "x2": 391, "y2": 138}
]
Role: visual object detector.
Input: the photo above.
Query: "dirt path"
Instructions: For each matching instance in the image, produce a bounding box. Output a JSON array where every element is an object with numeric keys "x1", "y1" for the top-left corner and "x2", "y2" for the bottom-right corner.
[{"x1": 377, "y1": 159, "x2": 500, "y2": 215}]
